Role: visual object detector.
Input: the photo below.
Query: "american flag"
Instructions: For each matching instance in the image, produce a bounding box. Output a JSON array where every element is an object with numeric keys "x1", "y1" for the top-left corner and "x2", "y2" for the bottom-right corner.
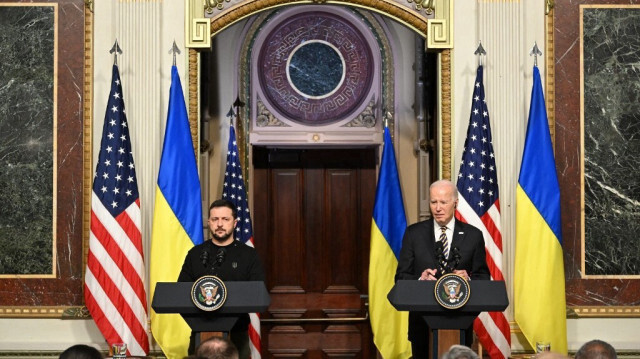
[
  {"x1": 455, "y1": 65, "x2": 511, "y2": 359},
  {"x1": 222, "y1": 124, "x2": 261, "y2": 358},
  {"x1": 85, "y1": 65, "x2": 149, "y2": 355}
]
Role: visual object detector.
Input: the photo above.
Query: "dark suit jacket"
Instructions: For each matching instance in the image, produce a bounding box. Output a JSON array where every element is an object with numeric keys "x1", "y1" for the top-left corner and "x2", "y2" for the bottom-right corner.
[{"x1": 395, "y1": 218, "x2": 490, "y2": 341}]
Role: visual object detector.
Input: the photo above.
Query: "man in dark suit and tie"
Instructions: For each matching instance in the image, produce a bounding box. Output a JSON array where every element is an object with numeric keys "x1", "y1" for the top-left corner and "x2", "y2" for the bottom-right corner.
[{"x1": 395, "y1": 179, "x2": 490, "y2": 358}]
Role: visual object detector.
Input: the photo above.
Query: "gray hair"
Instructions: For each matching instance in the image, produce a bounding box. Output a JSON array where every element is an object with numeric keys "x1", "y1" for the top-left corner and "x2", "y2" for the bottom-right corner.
[
  {"x1": 441, "y1": 345, "x2": 479, "y2": 359},
  {"x1": 430, "y1": 179, "x2": 459, "y2": 199}
]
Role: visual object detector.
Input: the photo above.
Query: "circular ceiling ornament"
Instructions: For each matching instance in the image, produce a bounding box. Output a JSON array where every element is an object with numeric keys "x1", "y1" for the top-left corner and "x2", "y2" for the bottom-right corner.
[{"x1": 258, "y1": 11, "x2": 374, "y2": 126}]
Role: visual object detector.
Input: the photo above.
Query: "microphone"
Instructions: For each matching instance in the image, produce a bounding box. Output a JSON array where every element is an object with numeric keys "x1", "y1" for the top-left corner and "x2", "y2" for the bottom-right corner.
[
  {"x1": 200, "y1": 249, "x2": 210, "y2": 267},
  {"x1": 435, "y1": 240, "x2": 444, "y2": 256},
  {"x1": 215, "y1": 248, "x2": 226, "y2": 267},
  {"x1": 434, "y1": 240, "x2": 446, "y2": 276},
  {"x1": 450, "y1": 246, "x2": 461, "y2": 269}
]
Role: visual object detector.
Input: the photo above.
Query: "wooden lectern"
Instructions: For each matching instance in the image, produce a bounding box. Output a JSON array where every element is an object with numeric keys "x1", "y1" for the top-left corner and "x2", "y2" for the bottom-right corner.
[
  {"x1": 152, "y1": 281, "x2": 270, "y2": 348},
  {"x1": 388, "y1": 280, "x2": 508, "y2": 359}
]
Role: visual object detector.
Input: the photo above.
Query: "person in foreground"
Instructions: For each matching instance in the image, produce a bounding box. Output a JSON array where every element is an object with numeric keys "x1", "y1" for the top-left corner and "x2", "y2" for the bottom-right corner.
[
  {"x1": 441, "y1": 344, "x2": 479, "y2": 359},
  {"x1": 196, "y1": 336, "x2": 239, "y2": 359},
  {"x1": 179, "y1": 199, "x2": 265, "y2": 359},
  {"x1": 575, "y1": 339, "x2": 617, "y2": 359},
  {"x1": 395, "y1": 179, "x2": 490, "y2": 358},
  {"x1": 534, "y1": 351, "x2": 570, "y2": 359},
  {"x1": 59, "y1": 344, "x2": 103, "y2": 359}
]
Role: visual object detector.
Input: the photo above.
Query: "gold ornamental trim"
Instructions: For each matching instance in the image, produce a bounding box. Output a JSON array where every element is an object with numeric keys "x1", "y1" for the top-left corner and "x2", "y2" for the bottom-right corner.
[
  {"x1": 440, "y1": 49, "x2": 452, "y2": 180},
  {"x1": 545, "y1": 1, "x2": 555, "y2": 146},
  {"x1": 186, "y1": 0, "x2": 212, "y2": 48},
  {"x1": 188, "y1": 49, "x2": 200, "y2": 158},
  {"x1": 569, "y1": 306, "x2": 640, "y2": 318},
  {"x1": 185, "y1": 0, "x2": 453, "y2": 49},
  {"x1": 426, "y1": 0, "x2": 452, "y2": 49},
  {"x1": 2, "y1": 0, "x2": 90, "y2": 320},
  {"x1": 0, "y1": 306, "x2": 88, "y2": 318},
  {"x1": 83, "y1": 0, "x2": 94, "y2": 281}
]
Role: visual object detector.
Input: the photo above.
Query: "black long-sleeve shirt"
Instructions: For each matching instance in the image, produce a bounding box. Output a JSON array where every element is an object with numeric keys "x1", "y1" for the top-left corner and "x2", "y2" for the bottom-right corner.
[
  {"x1": 178, "y1": 239, "x2": 265, "y2": 282},
  {"x1": 178, "y1": 239, "x2": 265, "y2": 332}
]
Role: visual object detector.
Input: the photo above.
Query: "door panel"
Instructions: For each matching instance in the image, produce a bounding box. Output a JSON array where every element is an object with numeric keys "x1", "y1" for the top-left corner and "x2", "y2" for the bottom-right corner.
[
  {"x1": 253, "y1": 147, "x2": 376, "y2": 359},
  {"x1": 271, "y1": 169, "x2": 304, "y2": 291}
]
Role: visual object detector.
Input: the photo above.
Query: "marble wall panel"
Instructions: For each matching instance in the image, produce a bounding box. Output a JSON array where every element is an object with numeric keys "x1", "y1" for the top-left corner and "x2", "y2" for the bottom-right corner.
[
  {"x1": 0, "y1": 6, "x2": 54, "y2": 275},
  {"x1": 582, "y1": 8, "x2": 640, "y2": 276},
  {"x1": 556, "y1": 1, "x2": 640, "y2": 307},
  {"x1": 0, "y1": 0, "x2": 84, "y2": 308}
]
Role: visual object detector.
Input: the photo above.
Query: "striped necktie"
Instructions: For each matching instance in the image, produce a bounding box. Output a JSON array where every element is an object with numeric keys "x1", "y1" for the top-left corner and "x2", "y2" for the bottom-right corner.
[{"x1": 440, "y1": 226, "x2": 449, "y2": 258}]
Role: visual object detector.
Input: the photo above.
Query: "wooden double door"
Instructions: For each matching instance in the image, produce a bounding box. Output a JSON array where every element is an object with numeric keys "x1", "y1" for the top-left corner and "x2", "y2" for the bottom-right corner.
[{"x1": 253, "y1": 147, "x2": 377, "y2": 359}]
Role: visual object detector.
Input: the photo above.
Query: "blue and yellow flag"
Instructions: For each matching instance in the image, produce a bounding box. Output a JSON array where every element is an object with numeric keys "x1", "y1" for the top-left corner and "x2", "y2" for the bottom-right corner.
[
  {"x1": 368, "y1": 127, "x2": 411, "y2": 359},
  {"x1": 515, "y1": 66, "x2": 567, "y2": 354},
  {"x1": 150, "y1": 66, "x2": 204, "y2": 359}
]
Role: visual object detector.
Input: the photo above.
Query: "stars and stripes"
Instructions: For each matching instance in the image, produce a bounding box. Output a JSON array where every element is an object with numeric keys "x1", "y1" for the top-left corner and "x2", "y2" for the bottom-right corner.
[
  {"x1": 85, "y1": 64, "x2": 149, "y2": 355},
  {"x1": 222, "y1": 126, "x2": 253, "y2": 244},
  {"x1": 222, "y1": 124, "x2": 261, "y2": 358},
  {"x1": 455, "y1": 65, "x2": 510, "y2": 359}
]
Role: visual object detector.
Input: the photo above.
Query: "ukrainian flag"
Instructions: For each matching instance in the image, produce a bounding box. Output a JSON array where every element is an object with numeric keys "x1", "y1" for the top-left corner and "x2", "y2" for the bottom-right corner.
[
  {"x1": 368, "y1": 127, "x2": 411, "y2": 359},
  {"x1": 515, "y1": 66, "x2": 567, "y2": 354},
  {"x1": 150, "y1": 66, "x2": 204, "y2": 359}
]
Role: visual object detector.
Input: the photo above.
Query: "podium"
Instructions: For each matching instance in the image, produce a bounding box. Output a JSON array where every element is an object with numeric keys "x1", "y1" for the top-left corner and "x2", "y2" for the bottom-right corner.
[
  {"x1": 152, "y1": 281, "x2": 270, "y2": 346},
  {"x1": 388, "y1": 280, "x2": 508, "y2": 359}
]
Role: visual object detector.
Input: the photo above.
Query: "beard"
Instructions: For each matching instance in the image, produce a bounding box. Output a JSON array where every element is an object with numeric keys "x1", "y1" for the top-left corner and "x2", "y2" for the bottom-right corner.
[{"x1": 211, "y1": 228, "x2": 234, "y2": 242}]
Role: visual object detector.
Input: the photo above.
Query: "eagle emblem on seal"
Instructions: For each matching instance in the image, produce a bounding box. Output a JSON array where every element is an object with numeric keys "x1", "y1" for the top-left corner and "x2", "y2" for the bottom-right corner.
[
  {"x1": 200, "y1": 283, "x2": 220, "y2": 305},
  {"x1": 191, "y1": 275, "x2": 227, "y2": 311},
  {"x1": 444, "y1": 279, "x2": 462, "y2": 302},
  {"x1": 434, "y1": 273, "x2": 470, "y2": 309}
]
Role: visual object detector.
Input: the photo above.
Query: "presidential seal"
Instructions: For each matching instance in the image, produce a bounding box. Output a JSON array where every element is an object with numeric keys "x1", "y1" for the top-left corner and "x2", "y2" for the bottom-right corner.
[
  {"x1": 434, "y1": 273, "x2": 470, "y2": 309},
  {"x1": 191, "y1": 275, "x2": 227, "y2": 311}
]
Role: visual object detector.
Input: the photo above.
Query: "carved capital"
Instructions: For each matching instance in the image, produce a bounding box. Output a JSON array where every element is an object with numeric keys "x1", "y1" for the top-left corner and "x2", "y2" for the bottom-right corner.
[
  {"x1": 427, "y1": 0, "x2": 452, "y2": 49},
  {"x1": 186, "y1": 0, "x2": 211, "y2": 49}
]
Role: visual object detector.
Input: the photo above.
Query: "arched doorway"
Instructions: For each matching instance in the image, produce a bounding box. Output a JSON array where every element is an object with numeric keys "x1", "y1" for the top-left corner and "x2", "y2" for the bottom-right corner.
[{"x1": 198, "y1": 4, "x2": 440, "y2": 358}]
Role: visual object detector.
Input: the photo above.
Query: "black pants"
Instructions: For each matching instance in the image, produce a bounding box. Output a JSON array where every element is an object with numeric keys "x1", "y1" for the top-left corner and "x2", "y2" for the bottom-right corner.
[
  {"x1": 411, "y1": 338, "x2": 429, "y2": 359},
  {"x1": 410, "y1": 328, "x2": 473, "y2": 359}
]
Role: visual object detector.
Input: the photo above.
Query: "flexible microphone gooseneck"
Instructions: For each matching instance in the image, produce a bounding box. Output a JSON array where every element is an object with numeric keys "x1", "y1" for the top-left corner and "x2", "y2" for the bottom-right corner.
[
  {"x1": 215, "y1": 248, "x2": 226, "y2": 267},
  {"x1": 200, "y1": 249, "x2": 210, "y2": 267},
  {"x1": 435, "y1": 240, "x2": 446, "y2": 277},
  {"x1": 450, "y1": 246, "x2": 461, "y2": 266}
]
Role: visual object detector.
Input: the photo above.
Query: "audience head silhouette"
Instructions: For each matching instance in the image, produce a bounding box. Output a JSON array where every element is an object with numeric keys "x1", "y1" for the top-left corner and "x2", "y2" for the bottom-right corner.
[
  {"x1": 196, "y1": 336, "x2": 239, "y2": 359},
  {"x1": 575, "y1": 339, "x2": 617, "y2": 359},
  {"x1": 534, "y1": 351, "x2": 570, "y2": 359},
  {"x1": 441, "y1": 345, "x2": 479, "y2": 359},
  {"x1": 59, "y1": 344, "x2": 103, "y2": 359}
]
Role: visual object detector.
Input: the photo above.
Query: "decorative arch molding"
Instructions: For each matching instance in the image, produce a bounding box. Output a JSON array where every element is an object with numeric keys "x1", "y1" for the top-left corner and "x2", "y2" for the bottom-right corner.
[
  {"x1": 235, "y1": 6, "x2": 394, "y2": 148},
  {"x1": 185, "y1": 0, "x2": 453, "y2": 176},
  {"x1": 186, "y1": 0, "x2": 453, "y2": 49}
]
